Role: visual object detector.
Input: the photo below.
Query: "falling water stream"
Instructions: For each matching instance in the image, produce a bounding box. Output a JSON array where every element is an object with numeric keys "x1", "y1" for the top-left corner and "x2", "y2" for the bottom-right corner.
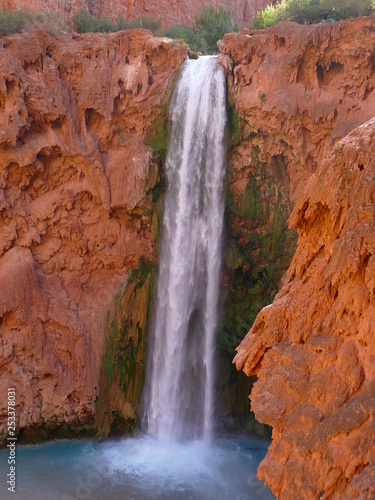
[
  {"x1": 144, "y1": 55, "x2": 226, "y2": 442},
  {"x1": 0, "y1": 57, "x2": 274, "y2": 500}
]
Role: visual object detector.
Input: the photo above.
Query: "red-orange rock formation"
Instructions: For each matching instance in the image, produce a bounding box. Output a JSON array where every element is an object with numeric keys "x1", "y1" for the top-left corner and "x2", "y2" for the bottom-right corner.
[
  {"x1": 234, "y1": 104, "x2": 375, "y2": 499},
  {"x1": 218, "y1": 16, "x2": 375, "y2": 445},
  {"x1": 0, "y1": 0, "x2": 269, "y2": 28},
  {"x1": 0, "y1": 28, "x2": 187, "y2": 441},
  {"x1": 221, "y1": 15, "x2": 375, "y2": 498},
  {"x1": 219, "y1": 15, "x2": 375, "y2": 201}
]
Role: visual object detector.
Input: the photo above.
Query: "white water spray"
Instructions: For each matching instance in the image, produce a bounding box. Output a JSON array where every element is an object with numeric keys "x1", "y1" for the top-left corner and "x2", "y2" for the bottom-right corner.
[{"x1": 143, "y1": 56, "x2": 227, "y2": 441}]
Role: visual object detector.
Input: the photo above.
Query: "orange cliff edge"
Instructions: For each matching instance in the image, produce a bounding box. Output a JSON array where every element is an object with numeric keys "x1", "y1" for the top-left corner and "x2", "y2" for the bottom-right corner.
[
  {"x1": 0, "y1": 28, "x2": 188, "y2": 440},
  {"x1": 221, "y1": 15, "x2": 375, "y2": 500}
]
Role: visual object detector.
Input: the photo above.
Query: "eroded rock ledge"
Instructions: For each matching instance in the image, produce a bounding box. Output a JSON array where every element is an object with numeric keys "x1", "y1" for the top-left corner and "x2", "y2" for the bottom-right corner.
[
  {"x1": 220, "y1": 15, "x2": 375, "y2": 201},
  {"x1": 234, "y1": 118, "x2": 375, "y2": 498},
  {"x1": 0, "y1": 28, "x2": 187, "y2": 442},
  {"x1": 218, "y1": 15, "x2": 375, "y2": 438}
]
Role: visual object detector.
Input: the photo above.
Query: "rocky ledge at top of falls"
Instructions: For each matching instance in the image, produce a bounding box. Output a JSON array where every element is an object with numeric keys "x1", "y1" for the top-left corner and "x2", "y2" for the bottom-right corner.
[
  {"x1": 219, "y1": 14, "x2": 375, "y2": 202},
  {"x1": 234, "y1": 116, "x2": 375, "y2": 498},
  {"x1": 0, "y1": 28, "x2": 187, "y2": 441}
]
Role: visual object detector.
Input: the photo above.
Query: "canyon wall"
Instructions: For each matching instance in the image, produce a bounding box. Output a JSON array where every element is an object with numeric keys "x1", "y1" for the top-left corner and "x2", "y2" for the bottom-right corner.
[
  {"x1": 0, "y1": 14, "x2": 374, "y2": 499},
  {"x1": 0, "y1": 28, "x2": 187, "y2": 442},
  {"x1": 219, "y1": 14, "x2": 375, "y2": 202},
  {"x1": 0, "y1": 0, "x2": 269, "y2": 28},
  {"x1": 234, "y1": 117, "x2": 375, "y2": 499},
  {"x1": 217, "y1": 14, "x2": 375, "y2": 433},
  {"x1": 219, "y1": 15, "x2": 375, "y2": 499}
]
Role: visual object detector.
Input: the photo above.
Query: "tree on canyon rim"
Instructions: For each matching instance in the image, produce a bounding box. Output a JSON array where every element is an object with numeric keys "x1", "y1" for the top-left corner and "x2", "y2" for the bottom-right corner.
[{"x1": 194, "y1": 6, "x2": 239, "y2": 53}]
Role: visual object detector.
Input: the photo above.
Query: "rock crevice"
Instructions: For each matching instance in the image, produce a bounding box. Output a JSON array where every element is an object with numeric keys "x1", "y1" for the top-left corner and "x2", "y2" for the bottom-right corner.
[
  {"x1": 235, "y1": 118, "x2": 375, "y2": 499},
  {"x1": 0, "y1": 28, "x2": 187, "y2": 442}
]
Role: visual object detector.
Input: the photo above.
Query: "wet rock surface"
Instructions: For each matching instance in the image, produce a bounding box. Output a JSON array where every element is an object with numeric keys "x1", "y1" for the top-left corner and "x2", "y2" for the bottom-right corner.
[
  {"x1": 234, "y1": 118, "x2": 375, "y2": 499},
  {"x1": 0, "y1": 28, "x2": 187, "y2": 442}
]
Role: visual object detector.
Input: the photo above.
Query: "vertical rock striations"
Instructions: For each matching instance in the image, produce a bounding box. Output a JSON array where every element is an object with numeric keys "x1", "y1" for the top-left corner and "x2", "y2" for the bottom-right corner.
[
  {"x1": 234, "y1": 117, "x2": 375, "y2": 498},
  {"x1": 0, "y1": 0, "x2": 270, "y2": 28},
  {"x1": 217, "y1": 15, "x2": 375, "y2": 435},
  {"x1": 0, "y1": 28, "x2": 187, "y2": 442}
]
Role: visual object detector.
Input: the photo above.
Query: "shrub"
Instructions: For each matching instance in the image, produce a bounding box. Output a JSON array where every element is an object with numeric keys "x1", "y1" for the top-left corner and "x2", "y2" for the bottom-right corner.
[
  {"x1": 253, "y1": 4, "x2": 280, "y2": 28},
  {"x1": 73, "y1": 11, "x2": 116, "y2": 33},
  {"x1": 162, "y1": 7, "x2": 238, "y2": 54},
  {"x1": 162, "y1": 24, "x2": 208, "y2": 53},
  {"x1": 116, "y1": 15, "x2": 162, "y2": 33},
  {"x1": 73, "y1": 11, "x2": 163, "y2": 35},
  {"x1": 0, "y1": 9, "x2": 68, "y2": 35},
  {"x1": 194, "y1": 6, "x2": 239, "y2": 53},
  {"x1": 0, "y1": 8, "x2": 33, "y2": 34},
  {"x1": 277, "y1": 0, "x2": 321, "y2": 23},
  {"x1": 319, "y1": 0, "x2": 373, "y2": 18}
]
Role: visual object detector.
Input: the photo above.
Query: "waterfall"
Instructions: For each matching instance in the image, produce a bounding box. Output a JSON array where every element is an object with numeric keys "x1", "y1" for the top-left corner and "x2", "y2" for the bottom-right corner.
[{"x1": 143, "y1": 55, "x2": 226, "y2": 442}]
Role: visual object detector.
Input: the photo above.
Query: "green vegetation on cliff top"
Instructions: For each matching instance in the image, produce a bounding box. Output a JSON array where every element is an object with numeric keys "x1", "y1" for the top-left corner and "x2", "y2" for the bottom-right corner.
[
  {"x1": 254, "y1": 0, "x2": 374, "y2": 28},
  {"x1": 0, "y1": 8, "x2": 68, "y2": 35},
  {"x1": 0, "y1": 7, "x2": 239, "y2": 54},
  {"x1": 73, "y1": 6, "x2": 239, "y2": 54},
  {"x1": 193, "y1": 6, "x2": 239, "y2": 53},
  {"x1": 73, "y1": 11, "x2": 162, "y2": 34}
]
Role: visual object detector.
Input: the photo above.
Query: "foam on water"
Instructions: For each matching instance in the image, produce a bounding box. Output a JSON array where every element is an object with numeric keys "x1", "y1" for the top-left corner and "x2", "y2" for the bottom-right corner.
[{"x1": 0, "y1": 436, "x2": 274, "y2": 499}]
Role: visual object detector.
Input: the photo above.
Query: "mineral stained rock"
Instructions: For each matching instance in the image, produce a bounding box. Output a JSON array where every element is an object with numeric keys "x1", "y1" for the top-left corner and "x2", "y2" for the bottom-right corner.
[
  {"x1": 220, "y1": 15, "x2": 375, "y2": 201},
  {"x1": 0, "y1": 0, "x2": 270, "y2": 28},
  {"x1": 0, "y1": 28, "x2": 187, "y2": 441},
  {"x1": 234, "y1": 117, "x2": 375, "y2": 499}
]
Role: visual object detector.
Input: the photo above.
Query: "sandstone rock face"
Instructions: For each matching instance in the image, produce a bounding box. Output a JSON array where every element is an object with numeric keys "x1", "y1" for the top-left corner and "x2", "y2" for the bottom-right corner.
[
  {"x1": 234, "y1": 118, "x2": 375, "y2": 498},
  {"x1": 219, "y1": 15, "x2": 375, "y2": 201},
  {"x1": 220, "y1": 16, "x2": 375, "y2": 496},
  {"x1": 0, "y1": 28, "x2": 187, "y2": 441},
  {"x1": 0, "y1": 0, "x2": 269, "y2": 28},
  {"x1": 218, "y1": 15, "x2": 375, "y2": 437}
]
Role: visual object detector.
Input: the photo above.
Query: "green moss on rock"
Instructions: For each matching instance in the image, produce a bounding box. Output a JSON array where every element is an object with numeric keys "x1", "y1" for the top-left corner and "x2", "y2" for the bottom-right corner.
[
  {"x1": 144, "y1": 113, "x2": 169, "y2": 161},
  {"x1": 220, "y1": 148, "x2": 297, "y2": 359},
  {"x1": 96, "y1": 258, "x2": 158, "y2": 437},
  {"x1": 217, "y1": 138, "x2": 297, "y2": 436}
]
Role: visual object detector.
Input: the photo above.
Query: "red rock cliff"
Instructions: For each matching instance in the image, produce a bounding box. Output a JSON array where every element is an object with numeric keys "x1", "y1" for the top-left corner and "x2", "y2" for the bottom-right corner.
[
  {"x1": 0, "y1": 0, "x2": 269, "y2": 28},
  {"x1": 217, "y1": 16, "x2": 375, "y2": 443},
  {"x1": 219, "y1": 15, "x2": 375, "y2": 201},
  {"x1": 0, "y1": 28, "x2": 187, "y2": 441},
  {"x1": 234, "y1": 117, "x2": 375, "y2": 499},
  {"x1": 223, "y1": 16, "x2": 375, "y2": 499}
]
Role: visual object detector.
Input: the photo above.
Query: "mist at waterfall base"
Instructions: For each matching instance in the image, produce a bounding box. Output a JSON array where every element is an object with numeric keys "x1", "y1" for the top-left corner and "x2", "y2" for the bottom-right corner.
[
  {"x1": 0, "y1": 436, "x2": 274, "y2": 499},
  {"x1": 0, "y1": 57, "x2": 274, "y2": 499}
]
